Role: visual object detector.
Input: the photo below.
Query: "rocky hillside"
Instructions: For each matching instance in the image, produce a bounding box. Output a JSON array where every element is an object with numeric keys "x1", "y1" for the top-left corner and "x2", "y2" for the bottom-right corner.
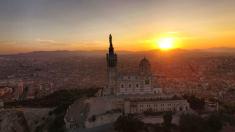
[{"x1": 0, "y1": 110, "x2": 29, "y2": 132}]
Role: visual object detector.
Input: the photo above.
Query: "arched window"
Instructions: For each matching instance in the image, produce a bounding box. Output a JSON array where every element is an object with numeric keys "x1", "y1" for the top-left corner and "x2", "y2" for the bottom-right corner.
[
  {"x1": 179, "y1": 107, "x2": 183, "y2": 111},
  {"x1": 145, "y1": 80, "x2": 150, "y2": 85}
]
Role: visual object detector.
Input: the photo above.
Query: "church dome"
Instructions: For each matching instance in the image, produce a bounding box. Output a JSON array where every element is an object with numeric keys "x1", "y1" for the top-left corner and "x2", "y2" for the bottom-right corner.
[{"x1": 139, "y1": 57, "x2": 151, "y2": 75}]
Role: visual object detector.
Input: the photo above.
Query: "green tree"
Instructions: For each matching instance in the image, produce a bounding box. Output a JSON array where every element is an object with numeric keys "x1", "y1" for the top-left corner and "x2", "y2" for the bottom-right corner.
[
  {"x1": 154, "y1": 124, "x2": 163, "y2": 132},
  {"x1": 162, "y1": 112, "x2": 173, "y2": 132},
  {"x1": 163, "y1": 112, "x2": 173, "y2": 127},
  {"x1": 114, "y1": 114, "x2": 145, "y2": 132},
  {"x1": 220, "y1": 102, "x2": 235, "y2": 114},
  {"x1": 183, "y1": 95, "x2": 205, "y2": 111},
  {"x1": 204, "y1": 114, "x2": 223, "y2": 132},
  {"x1": 179, "y1": 113, "x2": 225, "y2": 132},
  {"x1": 179, "y1": 114, "x2": 205, "y2": 132}
]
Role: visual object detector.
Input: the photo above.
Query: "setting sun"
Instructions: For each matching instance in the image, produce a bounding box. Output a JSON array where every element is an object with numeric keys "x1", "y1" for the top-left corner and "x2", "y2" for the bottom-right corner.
[{"x1": 157, "y1": 37, "x2": 175, "y2": 50}]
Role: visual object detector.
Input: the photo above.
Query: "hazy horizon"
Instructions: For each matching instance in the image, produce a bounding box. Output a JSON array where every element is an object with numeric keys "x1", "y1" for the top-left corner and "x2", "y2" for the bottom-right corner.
[{"x1": 1, "y1": 46, "x2": 235, "y2": 56}]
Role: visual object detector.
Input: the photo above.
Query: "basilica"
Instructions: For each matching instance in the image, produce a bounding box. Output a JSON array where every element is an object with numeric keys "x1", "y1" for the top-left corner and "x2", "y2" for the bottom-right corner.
[
  {"x1": 104, "y1": 34, "x2": 162, "y2": 96},
  {"x1": 64, "y1": 35, "x2": 190, "y2": 129}
]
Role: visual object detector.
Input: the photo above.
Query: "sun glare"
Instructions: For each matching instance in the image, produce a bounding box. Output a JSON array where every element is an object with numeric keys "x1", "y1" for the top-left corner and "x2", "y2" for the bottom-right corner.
[{"x1": 158, "y1": 37, "x2": 175, "y2": 50}]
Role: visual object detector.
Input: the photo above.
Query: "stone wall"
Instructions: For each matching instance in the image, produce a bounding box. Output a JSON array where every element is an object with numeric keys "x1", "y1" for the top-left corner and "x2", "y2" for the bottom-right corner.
[{"x1": 85, "y1": 113, "x2": 121, "y2": 128}]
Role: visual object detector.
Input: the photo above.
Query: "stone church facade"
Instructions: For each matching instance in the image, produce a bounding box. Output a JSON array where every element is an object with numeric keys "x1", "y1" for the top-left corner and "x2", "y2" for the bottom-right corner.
[{"x1": 104, "y1": 34, "x2": 162, "y2": 96}]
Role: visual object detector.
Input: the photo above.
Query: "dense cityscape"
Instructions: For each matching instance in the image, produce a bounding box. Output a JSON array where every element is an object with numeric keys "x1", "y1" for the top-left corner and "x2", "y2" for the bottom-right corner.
[
  {"x1": 1, "y1": 49, "x2": 235, "y2": 100},
  {"x1": 0, "y1": 48, "x2": 235, "y2": 132}
]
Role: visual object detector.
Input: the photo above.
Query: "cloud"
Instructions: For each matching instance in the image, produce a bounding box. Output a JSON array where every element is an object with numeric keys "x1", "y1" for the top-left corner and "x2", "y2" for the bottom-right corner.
[
  {"x1": 35, "y1": 38, "x2": 71, "y2": 47},
  {"x1": 35, "y1": 38, "x2": 69, "y2": 46},
  {"x1": 35, "y1": 38, "x2": 57, "y2": 44}
]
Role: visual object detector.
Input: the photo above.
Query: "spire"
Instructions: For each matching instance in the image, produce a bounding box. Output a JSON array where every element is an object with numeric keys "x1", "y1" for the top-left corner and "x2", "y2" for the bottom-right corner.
[{"x1": 109, "y1": 34, "x2": 114, "y2": 53}]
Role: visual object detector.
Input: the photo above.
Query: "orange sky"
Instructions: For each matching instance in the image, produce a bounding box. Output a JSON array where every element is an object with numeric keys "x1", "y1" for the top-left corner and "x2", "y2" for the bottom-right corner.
[{"x1": 0, "y1": 0, "x2": 235, "y2": 54}]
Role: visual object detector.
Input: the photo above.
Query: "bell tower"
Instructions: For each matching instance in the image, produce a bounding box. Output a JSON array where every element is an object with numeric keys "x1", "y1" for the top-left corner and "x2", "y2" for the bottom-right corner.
[{"x1": 105, "y1": 34, "x2": 117, "y2": 95}]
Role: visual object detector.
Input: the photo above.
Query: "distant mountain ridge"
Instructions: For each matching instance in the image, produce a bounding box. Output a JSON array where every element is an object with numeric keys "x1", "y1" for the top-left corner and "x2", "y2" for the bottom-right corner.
[
  {"x1": 205, "y1": 47, "x2": 235, "y2": 53},
  {"x1": 0, "y1": 47, "x2": 235, "y2": 58}
]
